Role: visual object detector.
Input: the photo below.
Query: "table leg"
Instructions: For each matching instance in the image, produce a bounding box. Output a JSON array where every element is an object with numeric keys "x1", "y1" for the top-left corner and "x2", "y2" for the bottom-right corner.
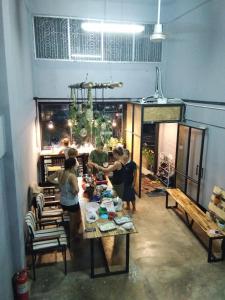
[
  {"x1": 125, "y1": 234, "x2": 130, "y2": 273},
  {"x1": 90, "y1": 239, "x2": 94, "y2": 278}
]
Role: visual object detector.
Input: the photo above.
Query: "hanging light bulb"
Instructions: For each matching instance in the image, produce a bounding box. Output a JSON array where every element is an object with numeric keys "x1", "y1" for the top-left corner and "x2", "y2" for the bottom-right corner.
[
  {"x1": 48, "y1": 121, "x2": 54, "y2": 129},
  {"x1": 68, "y1": 119, "x2": 73, "y2": 127},
  {"x1": 150, "y1": 0, "x2": 166, "y2": 42},
  {"x1": 112, "y1": 120, "x2": 117, "y2": 127}
]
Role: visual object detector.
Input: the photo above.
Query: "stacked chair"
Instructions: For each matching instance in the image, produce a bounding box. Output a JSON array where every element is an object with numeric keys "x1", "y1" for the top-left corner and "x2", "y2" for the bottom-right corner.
[
  {"x1": 35, "y1": 193, "x2": 70, "y2": 228},
  {"x1": 25, "y1": 211, "x2": 68, "y2": 280}
]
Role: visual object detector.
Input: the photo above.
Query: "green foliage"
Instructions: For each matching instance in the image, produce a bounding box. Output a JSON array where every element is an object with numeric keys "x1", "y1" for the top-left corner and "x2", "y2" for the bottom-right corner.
[
  {"x1": 142, "y1": 146, "x2": 155, "y2": 166},
  {"x1": 69, "y1": 88, "x2": 113, "y2": 146}
]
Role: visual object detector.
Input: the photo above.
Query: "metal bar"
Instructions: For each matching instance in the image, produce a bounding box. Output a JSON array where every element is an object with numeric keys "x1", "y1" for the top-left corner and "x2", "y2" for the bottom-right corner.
[
  {"x1": 183, "y1": 99, "x2": 225, "y2": 108},
  {"x1": 125, "y1": 234, "x2": 130, "y2": 273},
  {"x1": 208, "y1": 238, "x2": 213, "y2": 263},
  {"x1": 90, "y1": 239, "x2": 94, "y2": 278},
  {"x1": 138, "y1": 105, "x2": 144, "y2": 197},
  {"x1": 184, "y1": 212, "x2": 190, "y2": 226},
  {"x1": 165, "y1": 192, "x2": 177, "y2": 209},
  {"x1": 64, "y1": 248, "x2": 67, "y2": 275},
  {"x1": 100, "y1": 239, "x2": 110, "y2": 274},
  {"x1": 166, "y1": 191, "x2": 169, "y2": 208},
  {"x1": 184, "y1": 126, "x2": 191, "y2": 193},
  {"x1": 174, "y1": 123, "x2": 180, "y2": 187},
  {"x1": 185, "y1": 118, "x2": 225, "y2": 130},
  {"x1": 175, "y1": 170, "x2": 198, "y2": 184},
  {"x1": 131, "y1": 104, "x2": 134, "y2": 161},
  {"x1": 197, "y1": 129, "x2": 205, "y2": 203}
]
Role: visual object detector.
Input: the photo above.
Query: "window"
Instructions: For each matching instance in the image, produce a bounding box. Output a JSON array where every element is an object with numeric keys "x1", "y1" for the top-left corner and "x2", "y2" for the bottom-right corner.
[
  {"x1": 34, "y1": 17, "x2": 69, "y2": 59},
  {"x1": 34, "y1": 16, "x2": 162, "y2": 62}
]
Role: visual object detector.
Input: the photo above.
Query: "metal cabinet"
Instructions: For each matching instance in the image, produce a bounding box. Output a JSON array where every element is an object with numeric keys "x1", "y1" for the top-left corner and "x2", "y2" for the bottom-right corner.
[{"x1": 175, "y1": 123, "x2": 206, "y2": 203}]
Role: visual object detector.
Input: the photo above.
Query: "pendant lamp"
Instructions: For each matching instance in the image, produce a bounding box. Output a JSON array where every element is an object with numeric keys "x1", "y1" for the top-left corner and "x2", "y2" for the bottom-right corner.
[{"x1": 150, "y1": 0, "x2": 166, "y2": 42}]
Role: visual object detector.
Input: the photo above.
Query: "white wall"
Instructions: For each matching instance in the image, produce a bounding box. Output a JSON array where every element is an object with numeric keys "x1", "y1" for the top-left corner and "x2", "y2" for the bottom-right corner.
[
  {"x1": 30, "y1": 0, "x2": 164, "y2": 99},
  {"x1": 163, "y1": 0, "x2": 225, "y2": 207},
  {"x1": 164, "y1": 0, "x2": 225, "y2": 102},
  {"x1": 0, "y1": 0, "x2": 37, "y2": 298},
  {"x1": 158, "y1": 123, "x2": 177, "y2": 165}
]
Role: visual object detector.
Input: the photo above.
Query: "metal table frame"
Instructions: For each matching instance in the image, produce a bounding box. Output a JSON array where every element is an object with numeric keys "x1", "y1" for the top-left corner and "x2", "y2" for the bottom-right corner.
[{"x1": 90, "y1": 234, "x2": 130, "y2": 278}]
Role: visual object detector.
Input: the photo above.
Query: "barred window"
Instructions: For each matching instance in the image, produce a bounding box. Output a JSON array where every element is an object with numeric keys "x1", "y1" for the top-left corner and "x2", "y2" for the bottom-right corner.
[{"x1": 34, "y1": 16, "x2": 162, "y2": 62}]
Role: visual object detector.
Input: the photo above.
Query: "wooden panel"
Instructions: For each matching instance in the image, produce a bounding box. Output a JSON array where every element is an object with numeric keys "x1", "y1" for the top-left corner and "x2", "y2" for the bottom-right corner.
[
  {"x1": 133, "y1": 105, "x2": 142, "y2": 196},
  {"x1": 126, "y1": 103, "x2": 133, "y2": 154},
  {"x1": 133, "y1": 135, "x2": 141, "y2": 195},
  {"x1": 144, "y1": 106, "x2": 181, "y2": 122},
  {"x1": 133, "y1": 105, "x2": 142, "y2": 136},
  {"x1": 126, "y1": 132, "x2": 133, "y2": 154}
]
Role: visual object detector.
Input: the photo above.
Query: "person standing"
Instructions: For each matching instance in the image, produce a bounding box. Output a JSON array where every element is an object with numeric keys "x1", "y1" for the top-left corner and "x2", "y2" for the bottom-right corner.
[
  {"x1": 88, "y1": 142, "x2": 108, "y2": 174},
  {"x1": 123, "y1": 149, "x2": 137, "y2": 212},
  {"x1": 92, "y1": 147, "x2": 124, "y2": 199},
  {"x1": 48, "y1": 158, "x2": 80, "y2": 240}
]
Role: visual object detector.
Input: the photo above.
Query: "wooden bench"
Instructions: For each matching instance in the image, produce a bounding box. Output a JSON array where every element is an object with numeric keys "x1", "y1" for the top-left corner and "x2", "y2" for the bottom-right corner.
[{"x1": 165, "y1": 188, "x2": 225, "y2": 263}]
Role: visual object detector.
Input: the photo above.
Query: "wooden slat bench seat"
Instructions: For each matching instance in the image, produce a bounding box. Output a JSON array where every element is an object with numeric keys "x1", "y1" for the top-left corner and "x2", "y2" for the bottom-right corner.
[{"x1": 166, "y1": 188, "x2": 225, "y2": 263}]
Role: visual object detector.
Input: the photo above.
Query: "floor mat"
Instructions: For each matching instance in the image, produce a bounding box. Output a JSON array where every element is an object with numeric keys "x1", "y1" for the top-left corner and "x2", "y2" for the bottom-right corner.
[{"x1": 141, "y1": 176, "x2": 164, "y2": 194}]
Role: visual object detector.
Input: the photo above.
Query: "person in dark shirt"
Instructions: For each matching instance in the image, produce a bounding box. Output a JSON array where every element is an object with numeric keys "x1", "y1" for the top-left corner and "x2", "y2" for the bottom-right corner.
[
  {"x1": 91, "y1": 147, "x2": 124, "y2": 199},
  {"x1": 123, "y1": 149, "x2": 137, "y2": 212},
  {"x1": 88, "y1": 142, "x2": 108, "y2": 175}
]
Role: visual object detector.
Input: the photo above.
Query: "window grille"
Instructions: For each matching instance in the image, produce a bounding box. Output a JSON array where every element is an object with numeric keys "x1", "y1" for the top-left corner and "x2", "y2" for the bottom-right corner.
[
  {"x1": 34, "y1": 17, "x2": 69, "y2": 59},
  {"x1": 34, "y1": 16, "x2": 162, "y2": 62}
]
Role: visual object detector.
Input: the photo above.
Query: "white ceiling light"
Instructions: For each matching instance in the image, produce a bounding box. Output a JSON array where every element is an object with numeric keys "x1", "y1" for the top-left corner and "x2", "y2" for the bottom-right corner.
[
  {"x1": 81, "y1": 22, "x2": 144, "y2": 34},
  {"x1": 150, "y1": 0, "x2": 166, "y2": 42}
]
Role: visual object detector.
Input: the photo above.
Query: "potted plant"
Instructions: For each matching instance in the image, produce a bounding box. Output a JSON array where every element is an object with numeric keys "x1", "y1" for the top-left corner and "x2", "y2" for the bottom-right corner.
[{"x1": 142, "y1": 146, "x2": 155, "y2": 172}]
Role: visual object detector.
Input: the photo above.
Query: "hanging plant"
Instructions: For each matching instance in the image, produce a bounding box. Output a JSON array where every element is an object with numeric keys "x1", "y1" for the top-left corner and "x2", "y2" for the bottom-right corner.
[{"x1": 69, "y1": 81, "x2": 123, "y2": 146}]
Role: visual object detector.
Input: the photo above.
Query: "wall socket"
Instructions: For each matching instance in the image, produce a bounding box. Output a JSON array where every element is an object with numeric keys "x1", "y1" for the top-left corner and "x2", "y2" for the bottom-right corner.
[{"x1": 0, "y1": 115, "x2": 6, "y2": 159}]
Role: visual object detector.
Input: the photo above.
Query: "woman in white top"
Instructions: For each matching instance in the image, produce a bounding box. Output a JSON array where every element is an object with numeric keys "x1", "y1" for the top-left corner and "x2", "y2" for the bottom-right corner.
[{"x1": 48, "y1": 158, "x2": 80, "y2": 239}]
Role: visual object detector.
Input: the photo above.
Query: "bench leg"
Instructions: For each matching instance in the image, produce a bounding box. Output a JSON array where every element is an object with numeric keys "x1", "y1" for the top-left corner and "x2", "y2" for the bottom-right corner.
[
  {"x1": 208, "y1": 238, "x2": 213, "y2": 263},
  {"x1": 208, "y1": 237, "x2": 225, "y2": 263},
  {"x1": 165, "y1": 192, "x2": 178, "y2": 209}
]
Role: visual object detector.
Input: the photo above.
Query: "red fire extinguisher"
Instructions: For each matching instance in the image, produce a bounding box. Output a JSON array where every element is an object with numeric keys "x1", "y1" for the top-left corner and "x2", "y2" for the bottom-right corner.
[{"x1": 14, "y1": 269, "x2": 29, "y2": 300}]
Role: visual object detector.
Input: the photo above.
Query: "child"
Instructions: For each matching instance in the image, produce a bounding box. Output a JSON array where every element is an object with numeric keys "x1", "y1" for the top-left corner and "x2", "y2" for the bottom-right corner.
[{"x1": 123, "y1": 149, "x2": 137, "y2": 212}]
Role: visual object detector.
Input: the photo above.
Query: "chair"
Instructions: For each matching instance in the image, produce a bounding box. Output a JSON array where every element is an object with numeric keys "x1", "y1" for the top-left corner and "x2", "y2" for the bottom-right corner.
[
  {"x1": 36, "y1": 193, "x2": 64, "y2": 220},
  {"x1": 25, "y1": 211, "x2": 68, "y2": 280},
  {"x1": 35, "y1": 193, "x2": 70, "y2": 241},
  {"x1": 41, "y1": 186, "x2": 62, "y2": 207}
]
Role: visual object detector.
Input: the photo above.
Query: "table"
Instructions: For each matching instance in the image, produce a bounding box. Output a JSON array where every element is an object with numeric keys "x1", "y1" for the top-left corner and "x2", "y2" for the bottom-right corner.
[{"x1": 78, "y1": 178, "x2": 137, "y2": 278}]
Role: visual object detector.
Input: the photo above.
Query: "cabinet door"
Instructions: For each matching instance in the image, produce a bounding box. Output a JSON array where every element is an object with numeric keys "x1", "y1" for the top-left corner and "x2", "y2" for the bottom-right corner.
[
  {"x1": 186, "y1": 128, "x2": 204, "y2": 200},
  {"x1": 175, "y1": 124, "x2": 205, "y2": 202}
]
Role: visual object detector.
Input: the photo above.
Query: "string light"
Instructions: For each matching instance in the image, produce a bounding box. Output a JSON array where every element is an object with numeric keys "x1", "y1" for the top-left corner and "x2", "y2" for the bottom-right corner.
[
  {"x1": 68, "y1": 119, "x2": 73, "y2": 127},
  {"x1": 48, "y1": 121, "x2": 54, "y2": 129},
  {"x1": 112, "y1": 120, "x2": 117, "y2": 127}
]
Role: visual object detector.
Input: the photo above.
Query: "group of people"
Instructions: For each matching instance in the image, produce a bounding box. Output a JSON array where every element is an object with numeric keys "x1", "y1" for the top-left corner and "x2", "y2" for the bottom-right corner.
[
  {"x1": 88, "y1": 144, "x2": 137, "y2": 211},
  {"x1": 48, "y1": 138, "x2": 137, "y2": 241}
]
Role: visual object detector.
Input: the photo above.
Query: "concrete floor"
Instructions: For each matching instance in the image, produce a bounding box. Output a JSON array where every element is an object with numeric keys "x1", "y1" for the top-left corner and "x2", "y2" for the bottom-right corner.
[{"x1": 30, "y1": 193, "x2": 225, "y2": 300}]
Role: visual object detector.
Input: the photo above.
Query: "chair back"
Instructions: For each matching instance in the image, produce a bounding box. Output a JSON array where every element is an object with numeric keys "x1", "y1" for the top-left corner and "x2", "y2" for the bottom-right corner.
[
  {"x1": 25, "y1": 211, "x2": 36, "y2": 239},
  {"x1": 36, "y1": 193, "x2": 45, "y2": 218}
]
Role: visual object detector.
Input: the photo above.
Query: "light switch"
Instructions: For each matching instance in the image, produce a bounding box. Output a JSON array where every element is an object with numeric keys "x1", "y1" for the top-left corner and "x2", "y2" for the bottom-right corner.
[{"x1": 0, "y1": 115, "x2": 5, "y2": 159}]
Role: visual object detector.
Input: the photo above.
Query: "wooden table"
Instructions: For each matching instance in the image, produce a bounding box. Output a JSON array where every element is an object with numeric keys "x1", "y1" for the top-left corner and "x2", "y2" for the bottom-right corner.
[{"x1": 78, "y1": 178, "x2": 137, "y2": 278}]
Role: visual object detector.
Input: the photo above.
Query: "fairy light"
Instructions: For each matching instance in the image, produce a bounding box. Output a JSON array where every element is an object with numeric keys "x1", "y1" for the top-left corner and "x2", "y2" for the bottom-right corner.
[{"x1": 48, "y1": 121, "x2": 54, "y2": 129}]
